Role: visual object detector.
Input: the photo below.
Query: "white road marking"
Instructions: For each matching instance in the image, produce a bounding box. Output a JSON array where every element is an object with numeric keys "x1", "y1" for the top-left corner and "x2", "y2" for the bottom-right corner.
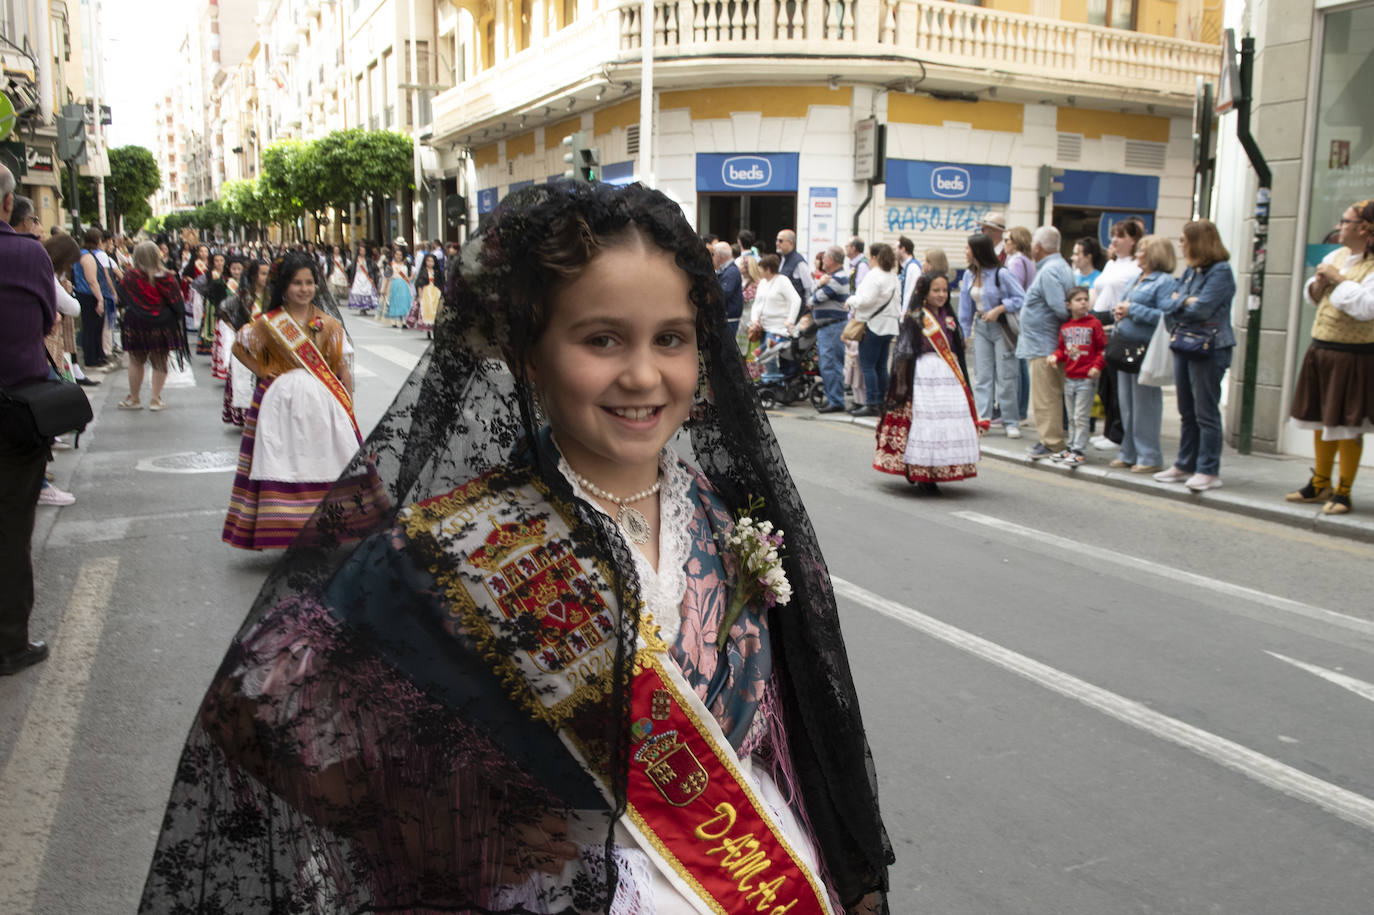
[
  {"x1": 830, "y1": 575, "x2": 1374, "y2": 835},
  {"x1": 0, "y1": 557, "x2": 119, "y2": 912},
  {"x1": 360, "y1": 343, "x2": 422, "y2": 371},
  {"x1": 950, "y1": 510, "x2": 1374, "y2": 639},
  {"x1": 45, "y1": 508, "x2": 226, "y2": 546},
  {"x1": 1266, "y1": 651, "x2": 1374, "y2": 705},
  {"x1": 353, "y1": 365, "x2": 380, "y2": 379}
]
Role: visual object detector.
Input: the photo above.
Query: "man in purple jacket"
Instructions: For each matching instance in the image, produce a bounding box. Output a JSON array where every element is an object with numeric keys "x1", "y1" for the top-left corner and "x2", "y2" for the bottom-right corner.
[{"x1": 0, "y1": 163, "x2": 58, "y2": 675}]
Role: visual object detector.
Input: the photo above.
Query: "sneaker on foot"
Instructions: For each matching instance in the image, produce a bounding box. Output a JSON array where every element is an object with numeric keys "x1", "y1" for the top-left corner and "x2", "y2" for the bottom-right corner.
[
  {"x1": 1185, "y1": 473, "x2": 1223, "y2": 491},
  {"x1": 1027, "y1": 443, "x2": 1053, "y2": 460},
  {"x1": 1062, "y1": 450, "x2": 1086, "y2": 466},
  {"x1": 1090, "y1": 435, "x2": 1116, "y2": 452},
  {"x1": 1050, "y1": 449, "x2": 1073, "y2": 463},
  {"x1": 38, "y1": 483, "x2": 76, "y2": 506},
  {"x1": 1153, "y1": 466, "x2": 1191, "y2": 483},
  {"x1": 1005, "y1": 426, "x2": 1022, "y2": 439}
]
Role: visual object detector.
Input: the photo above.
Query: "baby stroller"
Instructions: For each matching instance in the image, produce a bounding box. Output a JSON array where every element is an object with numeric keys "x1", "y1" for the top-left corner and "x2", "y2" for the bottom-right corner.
[{"x1": 754, "y1": 319, "x2": 825, "y2": 410}]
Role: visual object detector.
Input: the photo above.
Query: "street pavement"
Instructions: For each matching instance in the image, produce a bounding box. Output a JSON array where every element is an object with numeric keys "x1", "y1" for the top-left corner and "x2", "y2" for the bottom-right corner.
[{"x1": 3, "y1": 321, "x2": 1373, "y2": 914}]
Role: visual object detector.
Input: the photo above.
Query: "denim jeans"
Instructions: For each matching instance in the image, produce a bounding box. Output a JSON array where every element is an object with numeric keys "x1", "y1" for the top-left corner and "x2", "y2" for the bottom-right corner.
[
  {"x1": 972, "y1": 321, "x2": 1020, "y2": 430},
  {"x1": 1063, "y1": 377, "x2": 1097, "y2": 452},
  {"x1": 1173, "y1": 347, "x2": 1233, "y2": 475},
  {"x1": 858, "y1": 331, "x2": 893, "y2": 407},
  {"x1": 1017, "y1": 358, "x2": 1030, "y2": 421},
  {"x1": 1116, "y1": 370, "x2": 1164, "y2": 466},
  {"x1": 759, "y1": 332, "x2": 788, "y2": 382},
  {"x1": 817, "y1": 322, "x2": 847, "y2": 408}
]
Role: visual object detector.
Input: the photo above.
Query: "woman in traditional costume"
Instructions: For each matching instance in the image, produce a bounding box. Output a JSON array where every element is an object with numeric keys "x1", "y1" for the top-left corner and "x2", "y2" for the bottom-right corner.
[
  {"x1": 1287, "y1": 198, "x2": 1374, "y2": 514},
  {"x1": 386, "y1": 247, "x2": 413, "y2": 327},
  {"x1": 328, "y1": 245, "x2": 352, "y2": 303},
  {"x1": 874, "y1": 270, "x2": 986, "y2": 494},
  {"x1": 208, "y1": 257, "x2": 244, "y2": 381},
  {"x1": 194, "y1": 252, "x2": 227, "y2": 356},
  {"x1": 405, "y1": 252, "x2": 443, "y2": 334},
  {"x1": 142, "y1": 184, "x2": 891, "y2": 914},
  {"x1": 220, "y1": 260, "x2": 267, "y2": 428},
  {"x1": 221, "y1": 253, "x2": 380, "y2": 550},
  {"x1": 347, "y1": 243, "x2": 381, "y2": 314}
]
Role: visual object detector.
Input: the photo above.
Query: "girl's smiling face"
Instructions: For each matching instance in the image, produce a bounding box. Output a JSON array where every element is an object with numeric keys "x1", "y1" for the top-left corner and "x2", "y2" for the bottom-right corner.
[{"x1": 527, "y1": 236, "x2": 699, "y2": 490}]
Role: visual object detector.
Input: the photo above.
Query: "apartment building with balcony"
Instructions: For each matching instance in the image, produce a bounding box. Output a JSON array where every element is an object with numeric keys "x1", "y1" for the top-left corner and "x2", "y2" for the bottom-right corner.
[{"x1": 427, "y1": 0, "x2": 1222, "y2": 258}]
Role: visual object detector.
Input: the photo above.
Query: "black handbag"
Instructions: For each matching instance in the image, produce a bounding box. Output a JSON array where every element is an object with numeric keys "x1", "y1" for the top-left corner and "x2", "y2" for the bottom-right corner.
[
  {"x1": 1170, "y1": 323, "x2": 1220, "y2": 360},
  {"x1": 1104, "y1": 330, "x2": 1147, "y2": 374},
  {"x1": 0, "y1": 354, "x2": 94, "y2": 450}
]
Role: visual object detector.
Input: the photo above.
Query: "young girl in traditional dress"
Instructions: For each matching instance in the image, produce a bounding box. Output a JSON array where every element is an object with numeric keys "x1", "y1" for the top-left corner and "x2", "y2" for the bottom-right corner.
[
  {"x1": 208, "y1": 257, "x2": 243, "y2": 381},
  {"x1": 143, "y1": 184, "x2": 891, "y2": 915},
  {"x1": 874, "y1": 270, "x2": 986, "y2": 493},
  {"x1": 405, "y1": 252, "x2": 443, "y2": 334},
  {"x1": 221, "y1": 253, "x2": 380, "y2": 550},
  {"x1": 385, "y1": 247, "x2": 413, "y2": 327}
]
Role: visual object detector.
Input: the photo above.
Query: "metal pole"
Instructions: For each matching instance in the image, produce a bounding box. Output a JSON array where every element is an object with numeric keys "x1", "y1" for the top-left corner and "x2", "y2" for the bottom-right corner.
[
  {"x1": 638, "y1": 0, "x2": 654, "y2": 187},
  {"x1": 408, "y1": 0, "x2": 423, "y2": 246},
  {"x1": 1235, "y1": 34, "x2": 1271, "y2": 455}
]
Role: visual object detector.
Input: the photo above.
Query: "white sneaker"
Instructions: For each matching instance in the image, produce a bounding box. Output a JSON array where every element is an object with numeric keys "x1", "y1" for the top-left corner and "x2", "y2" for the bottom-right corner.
[
  {"x1": 1153, "y1": 466, "x2": 1190, "y2": 483},
  {"x1": 1090, "y1": 435, "x2": 1115, "y2": 452},
  {"x1": 1005, "y1": 426, "x2": 1022, "y2": 439},
  {"x1": 1185, "y1": 473, "x2": 1223, "y2": 492},
  {"x1": 38, "y1": 483, "x2": 76, "y2": 506}
]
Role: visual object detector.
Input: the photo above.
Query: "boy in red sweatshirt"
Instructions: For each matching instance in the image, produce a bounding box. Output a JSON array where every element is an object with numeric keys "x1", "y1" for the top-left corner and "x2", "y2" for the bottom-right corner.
[{"x1": 1047, "y1": 287, "x2": 1106, "y2": 465}]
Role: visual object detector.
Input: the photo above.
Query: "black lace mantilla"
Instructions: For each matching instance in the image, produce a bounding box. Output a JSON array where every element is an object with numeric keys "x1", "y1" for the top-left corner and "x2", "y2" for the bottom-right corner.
[{"x1": 139, "y1": 183, "x2": 892, "y2": 914}]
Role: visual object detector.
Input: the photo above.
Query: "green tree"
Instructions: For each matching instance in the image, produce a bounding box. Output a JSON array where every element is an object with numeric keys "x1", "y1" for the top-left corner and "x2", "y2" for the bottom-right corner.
[
  {"x1": 192, "y1": 199, "x2": 226, "y2": 233},
  {"x1": 162, "y1": 210, "x2": 193, "y2": 233},
  {"x1": 144, "y1": 214, "x2": 164, "y2": 234},
  {"x1": 107, "y1": 145, "x2": 160, "y2": 232},
  {"x1": 259, "y1": 140, "x2": 309, "y2": 230},
  {"x1": 352, "y1": 130, "x2": 414, "y2": 200}
]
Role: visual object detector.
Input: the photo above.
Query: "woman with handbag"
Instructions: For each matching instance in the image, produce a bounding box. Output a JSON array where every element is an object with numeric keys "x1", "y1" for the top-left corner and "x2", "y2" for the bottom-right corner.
[
  {"x1": 1152, "y1": 220, "x2": 1236, "y2": 492},
  {"x1": 1090, "y1": 220, "x2": 1145, "y2": 450},
  {"x1": 747, "y1": 253, "x2": 802, "y2": 383},
  {"x1": 116, "y1": 242, "x2": 188, "y2": 412},
  {"x1": 845, "y1": 243, "x2": 902, "y2": 416},
  {"x1": 874, "y1": 270, "x2": 986, "y2": 493},
  {"x1": 1286, "y1": 199, "x2": 1374, "y2": 515},
  {"x1": 959, "y1": 233, "x2": 1026, "y2": 437},
  {"x1": 1109, "y1": 235, "x2": 1177, "y2": 473}
]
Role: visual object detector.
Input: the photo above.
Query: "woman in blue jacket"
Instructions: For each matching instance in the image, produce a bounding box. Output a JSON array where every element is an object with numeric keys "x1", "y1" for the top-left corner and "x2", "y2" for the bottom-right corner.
[
  {"x1": 1153, "y1": 220, "x2": 1237, "y2": 492},
  {"x1": 1110, "y1": 235, "x2": 1178, "y2": 472},
  {"x1": 959, "y1": 234, "x2": 1026, "y2": 437}
]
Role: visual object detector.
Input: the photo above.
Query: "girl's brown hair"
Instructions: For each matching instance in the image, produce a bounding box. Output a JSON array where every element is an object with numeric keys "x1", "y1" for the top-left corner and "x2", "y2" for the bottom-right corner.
[{"x1": 42, "y1": 234, "x2": 82, "y2": 276}]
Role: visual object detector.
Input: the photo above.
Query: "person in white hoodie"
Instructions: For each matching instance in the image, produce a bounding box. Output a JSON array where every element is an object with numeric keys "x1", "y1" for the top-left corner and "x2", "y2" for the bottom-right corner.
[
  {"x1": 845, "y1": 242, "x2": 902, "y2": 416},
  {"x1": 746, "y1": 253, "x2": 802, "y2": 382}
]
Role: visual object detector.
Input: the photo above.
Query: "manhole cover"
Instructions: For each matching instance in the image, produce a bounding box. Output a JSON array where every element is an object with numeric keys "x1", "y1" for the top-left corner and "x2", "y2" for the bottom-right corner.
[{"x1": 136, "y1": 450, "x2": 240, "y2": 473}]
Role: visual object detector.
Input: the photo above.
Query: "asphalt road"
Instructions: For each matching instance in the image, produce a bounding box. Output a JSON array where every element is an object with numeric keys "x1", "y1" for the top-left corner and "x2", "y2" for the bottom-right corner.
[{"x1": 2, "y1": 315, "x2": 1372, "y2": 914}]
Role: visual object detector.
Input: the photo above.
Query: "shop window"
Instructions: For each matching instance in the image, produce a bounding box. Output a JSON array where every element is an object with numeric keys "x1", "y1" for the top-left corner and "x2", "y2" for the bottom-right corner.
[
  {"x1": 1300, "y1": 2, "x2": 1374, "y2": 354},
  {"x1": 563, "y1": 0, "x2": 577, "y2": 28},
  {"x1": 1086, "y1": 0, "x2": 1135, "y2": 30}
]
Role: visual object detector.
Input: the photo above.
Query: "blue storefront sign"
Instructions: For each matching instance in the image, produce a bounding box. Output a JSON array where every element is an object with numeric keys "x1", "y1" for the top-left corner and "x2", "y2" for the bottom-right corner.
[
  {"x1": 477, "y1": 187, "x2": 498, "y2": 214},
  {"x1": 600, "y1": 160, "x2": 636, "y2": 186},
  {"x1": 696, "y1": 153, "x2": 800, "y2": 193},
  {"x1": 1096, "y1": 211, "x2": 1155, "y2": 249},
  {"x1": 1057, "y1": 170, "x2": 1159, "y2": 211},
  {"x1": 885, "y1": 159, "x2": 1012, "y2": 204},
  {"x1": 508, "y1": 180, "x2": 534, "y2": 193}
]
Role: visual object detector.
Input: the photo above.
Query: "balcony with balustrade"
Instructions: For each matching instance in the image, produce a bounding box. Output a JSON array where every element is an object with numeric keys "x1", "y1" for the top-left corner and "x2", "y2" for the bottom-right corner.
[{"x1": 432, "y1": 0, "x2": 1221, "y2": 145}]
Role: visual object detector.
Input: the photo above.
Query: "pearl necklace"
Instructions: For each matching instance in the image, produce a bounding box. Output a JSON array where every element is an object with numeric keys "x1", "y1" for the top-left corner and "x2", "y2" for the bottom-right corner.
[{"x1": 565, "y1": 467, "x2": 662, "y2": 544}]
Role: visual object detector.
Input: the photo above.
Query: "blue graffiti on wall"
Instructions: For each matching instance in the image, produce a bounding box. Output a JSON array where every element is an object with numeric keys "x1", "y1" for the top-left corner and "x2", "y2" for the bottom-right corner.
[{"x1": 885, "y1": 203, "x2": 993, "y2": 234}]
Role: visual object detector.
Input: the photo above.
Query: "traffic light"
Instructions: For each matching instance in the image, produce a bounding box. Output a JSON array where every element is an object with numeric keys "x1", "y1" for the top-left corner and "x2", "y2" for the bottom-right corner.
[
  {"x1": 561, "y1": 132, "x2": 600, "y2": 184},
  {"x1": 56, "y1": 113, "x2": 86, "y2": 164},
  {"x1": 1037, "y1": 164, "x2": 1065, "y2": 197}
]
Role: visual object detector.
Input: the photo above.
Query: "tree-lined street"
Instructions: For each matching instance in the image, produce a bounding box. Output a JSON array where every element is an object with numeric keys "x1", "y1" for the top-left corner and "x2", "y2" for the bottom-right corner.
[{"x1": 3, "y1": 316, "x2": 1372, "y2": 913}]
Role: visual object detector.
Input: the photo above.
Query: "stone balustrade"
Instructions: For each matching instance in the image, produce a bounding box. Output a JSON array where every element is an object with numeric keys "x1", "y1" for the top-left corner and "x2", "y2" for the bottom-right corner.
[{"x1": 431, "y1": 0, "x2": 1221, "y2": 139}]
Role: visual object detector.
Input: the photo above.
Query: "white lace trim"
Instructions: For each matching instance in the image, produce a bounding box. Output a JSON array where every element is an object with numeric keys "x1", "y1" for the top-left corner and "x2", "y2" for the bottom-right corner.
[{"x1": 556, "y1": 449, "x2": 694, "y2": 648}]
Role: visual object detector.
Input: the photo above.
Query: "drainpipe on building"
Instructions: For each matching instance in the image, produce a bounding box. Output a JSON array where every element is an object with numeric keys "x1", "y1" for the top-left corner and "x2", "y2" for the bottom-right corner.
[
  {"x1": 852, "y1": 181, "x2": 872, "y2": 238},
  {"x1": 638, "y1": 0, "x2": 654, "y2": 187},
  {"x1": 1234, "y1": 34, "x2": 1271, "y2": 455}
]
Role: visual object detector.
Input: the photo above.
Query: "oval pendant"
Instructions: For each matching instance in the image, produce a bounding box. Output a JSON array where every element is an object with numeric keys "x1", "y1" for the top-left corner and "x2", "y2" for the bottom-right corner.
[{"x1": 618, "y1": 506, "x2": 651, "y2": 544}]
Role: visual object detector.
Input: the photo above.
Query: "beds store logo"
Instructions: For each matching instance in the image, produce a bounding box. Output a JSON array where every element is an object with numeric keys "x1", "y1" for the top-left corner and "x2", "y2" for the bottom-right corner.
[
  {"x1": 930, "y1": 166, "x2": 971, "y2": 199},
  {"x1": 722, "y1": 156, "x2": 772, "y2": 188}
]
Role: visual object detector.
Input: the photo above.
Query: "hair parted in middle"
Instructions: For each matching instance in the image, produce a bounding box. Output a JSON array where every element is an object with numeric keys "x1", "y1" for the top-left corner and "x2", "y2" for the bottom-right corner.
[
  {"x1": 444, "y1": 182, "x2": 720, "y2": 373},
  {"x1": 1181, "y1": 219, "x2": 1231, "y2": 269},
  {"x1": 1136, "y1": 234, "x2": 1178, "y2": 275}
]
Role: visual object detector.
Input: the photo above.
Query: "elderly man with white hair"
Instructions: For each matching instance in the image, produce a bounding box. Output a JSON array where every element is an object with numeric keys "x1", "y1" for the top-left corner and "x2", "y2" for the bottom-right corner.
[
  {"x1": 711, "y1": 240, "x2": 744, "y2": 339},
  {"x1": 1016, "y1": 225, "x2": 1077, "y2": 459}
]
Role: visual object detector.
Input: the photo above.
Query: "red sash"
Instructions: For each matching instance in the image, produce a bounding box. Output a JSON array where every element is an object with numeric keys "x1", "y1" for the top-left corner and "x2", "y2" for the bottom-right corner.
[
  {"x1": 261, "y1": 308, "x2": 360, "y2": 438},
  {"x1": 609, "y1": 654, "x2": 833, "y2": 915},
  {"x1": 921, "y1": 309, "x2": 989, "y2": 432}
]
